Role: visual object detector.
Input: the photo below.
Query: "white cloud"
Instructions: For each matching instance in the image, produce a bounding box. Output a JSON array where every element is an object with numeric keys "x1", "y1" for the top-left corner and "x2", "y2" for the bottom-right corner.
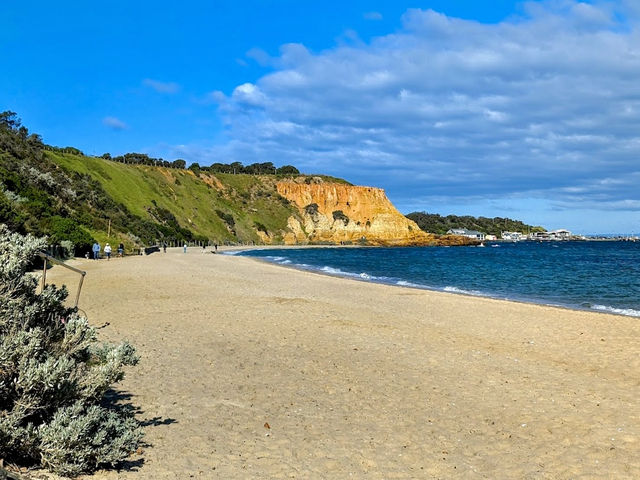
[
  {"x1": 246, "y1": 47, "x2": 273, "y2": 66},
  {"x1": 230, "y1": 83, "x2": 267, "y2": 107},
  {"x1": 202, "y1": 90, "x2": 226, "y2": 105},
  {"x1": 199, "y1": 2, "x2": 640, "y2": 229},
  {"x1": 143, "y1": 78, "x2": 180, "y2": 94},
  {"x1": 102, "y1": 116, "x2": 127, "y2": 130}
]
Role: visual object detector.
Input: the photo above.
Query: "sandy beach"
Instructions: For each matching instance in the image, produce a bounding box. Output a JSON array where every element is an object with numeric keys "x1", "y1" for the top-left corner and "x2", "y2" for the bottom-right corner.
[{"x1": 45, "y1": 247, "x2": 640, "y2": 479}]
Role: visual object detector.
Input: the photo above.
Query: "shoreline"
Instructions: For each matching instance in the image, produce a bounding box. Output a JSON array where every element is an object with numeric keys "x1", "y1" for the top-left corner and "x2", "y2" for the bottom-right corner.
[
  {"x1": 47, "y1": 249, "x2": 640, "y2": 479},
  {"x1": 224, "y1": 246, "x2": 640, "y2": 319}
]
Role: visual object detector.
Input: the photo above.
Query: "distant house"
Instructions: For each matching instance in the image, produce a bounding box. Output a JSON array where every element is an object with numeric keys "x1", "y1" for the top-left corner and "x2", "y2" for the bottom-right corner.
[
  {"x1": 447, "y1": 228, "x2": 486, "y2": 241},
  {"x1": 549, "y1": 229, "x2": 572, "y2": 240},
  {"x1": 530, "y1": 231, "x2": 548, "y2": 240},
  {"x1": 529, "y1": 229, "x2": 572, "y2": 241},
  {"x1": 501, "y1": 231, "x2": 524, "y2": 241}
]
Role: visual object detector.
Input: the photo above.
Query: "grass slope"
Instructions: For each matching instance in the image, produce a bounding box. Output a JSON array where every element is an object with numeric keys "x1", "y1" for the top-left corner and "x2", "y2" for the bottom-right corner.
[{"x1": 48, "y1": 152, "x2": 300, "y2": 245}]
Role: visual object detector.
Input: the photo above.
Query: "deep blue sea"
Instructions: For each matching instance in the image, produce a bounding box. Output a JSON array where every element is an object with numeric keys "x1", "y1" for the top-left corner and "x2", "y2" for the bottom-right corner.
[{"x1": 233, "y1": 241, "x2": 640, "y2": 317}]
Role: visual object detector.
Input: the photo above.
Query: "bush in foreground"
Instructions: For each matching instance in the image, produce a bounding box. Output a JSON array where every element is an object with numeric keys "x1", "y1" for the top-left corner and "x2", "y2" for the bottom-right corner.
[{"x1": 0, "y1": 225, "x2": 142, "y2": 476}]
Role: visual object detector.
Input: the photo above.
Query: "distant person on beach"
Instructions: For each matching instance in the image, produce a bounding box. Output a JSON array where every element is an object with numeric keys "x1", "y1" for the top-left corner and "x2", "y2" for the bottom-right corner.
[
  {"x1": 183, "y1": 243, "x2": 187, "y2": 253},
  {"x1": 104, "y1": 243, "x2": 112, "y2": 260},
  {"x1": 163, "y1": 242, "x2": 167, "y2": 253},
  {"x1": 92, "y1": 242, "x2": 100, "y2": 260},
  {"x1": 118, "y1": 243, "x2": 124, "y2": 257},
  {"x1": 214, "y1": 243, "x2": 218, "y2": 251}
]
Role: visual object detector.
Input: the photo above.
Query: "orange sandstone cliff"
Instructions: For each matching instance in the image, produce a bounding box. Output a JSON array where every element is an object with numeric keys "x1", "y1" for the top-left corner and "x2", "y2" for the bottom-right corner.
[{"x1": 276, "y1": 181, "x2": 475, "y2": 247}]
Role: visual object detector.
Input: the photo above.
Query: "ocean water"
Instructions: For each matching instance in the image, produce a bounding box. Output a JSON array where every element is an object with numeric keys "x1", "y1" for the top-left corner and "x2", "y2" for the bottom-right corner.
[{"x1": 233, "y1": 241, "x2": 640, "y2": 317}]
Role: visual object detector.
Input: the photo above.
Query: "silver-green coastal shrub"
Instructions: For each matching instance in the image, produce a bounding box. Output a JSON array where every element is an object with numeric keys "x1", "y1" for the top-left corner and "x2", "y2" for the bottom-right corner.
[
  {"x1": 59, "y1": 240, "x2": 74, "y2": 259},
  {"x1": 0, "y1": 225, "x2": 142, "y2": 476}
]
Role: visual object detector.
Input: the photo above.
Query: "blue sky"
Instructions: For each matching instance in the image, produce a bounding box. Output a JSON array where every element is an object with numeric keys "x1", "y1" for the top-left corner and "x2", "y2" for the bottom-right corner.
[{"x1": 2, "y1": 1, "x2": 640, "y2": 234}]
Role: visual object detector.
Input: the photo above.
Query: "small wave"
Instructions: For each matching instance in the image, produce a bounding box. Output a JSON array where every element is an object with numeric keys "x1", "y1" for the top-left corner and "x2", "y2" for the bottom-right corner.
[
  {"x1": 491, "y1": 244, "x2": 500, "y2": 248},
  {"x1": 590, "y1": 304, "x2": 640, "y2": 317},
  {"x1": 318, "y1": 266, "x2": 378, "y2": 281},
  {"x1": 320, "y1": 265, "x2": 348, "y2": 275},
  {"x1": 443, "y1": 285, "x2": 484, "y2": 296},
  {"x1": 266, "y1": 256, "x2": 286, "y2": 262},
  {"x1": 320, "y1": 266, "x2": 362, "y2": 278},
  {"x1": 396, "y1": 280, "x2": 425, "y2": 288}
]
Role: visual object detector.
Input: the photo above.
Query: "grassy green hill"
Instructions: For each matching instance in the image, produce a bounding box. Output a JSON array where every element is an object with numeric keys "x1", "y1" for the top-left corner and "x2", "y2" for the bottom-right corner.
[
  {"x1": 47, "y1": 151, "x2": 301, "y2": 247},
  {"x1": 0, "y1": 111, "x2": 322, "y2": 255}
]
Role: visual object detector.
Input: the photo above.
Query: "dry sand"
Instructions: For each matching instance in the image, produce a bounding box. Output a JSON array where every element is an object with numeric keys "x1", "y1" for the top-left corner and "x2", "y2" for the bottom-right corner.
[{"x1": 46, "y1": 247, "x2": 640, "y2": 479}]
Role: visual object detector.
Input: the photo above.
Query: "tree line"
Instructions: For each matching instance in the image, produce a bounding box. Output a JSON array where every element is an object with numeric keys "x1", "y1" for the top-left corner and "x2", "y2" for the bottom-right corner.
[
  {"x1": 44, "y1": 142, "x2": 302, "y2": 176},
  {"x1": 406, "y1": 211, "x2": 546, "y2": 236},
  {"x1": 193, "y1": 161, "x2": 299, "y2": 175},
  {"x1": 98, "y1": 152, "x2": 300, "y2": 176}
]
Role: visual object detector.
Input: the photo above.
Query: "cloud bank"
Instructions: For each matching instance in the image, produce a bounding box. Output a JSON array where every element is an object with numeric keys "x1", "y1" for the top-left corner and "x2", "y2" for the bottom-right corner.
[{"x1": 208, "y1": 1, "x2": 640, "y2": 224}]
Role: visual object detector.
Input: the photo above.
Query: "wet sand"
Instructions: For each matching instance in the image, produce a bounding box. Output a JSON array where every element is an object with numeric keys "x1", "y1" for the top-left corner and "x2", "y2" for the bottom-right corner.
[{"x1": 46, "y1": 247, "x2": 640, "y2": 479}]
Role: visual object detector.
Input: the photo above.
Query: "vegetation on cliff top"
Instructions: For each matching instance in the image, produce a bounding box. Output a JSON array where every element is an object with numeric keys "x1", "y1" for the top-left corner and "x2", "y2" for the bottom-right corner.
[{"x1": 406, "y1": 211, "x2": 546, "y2": 236}]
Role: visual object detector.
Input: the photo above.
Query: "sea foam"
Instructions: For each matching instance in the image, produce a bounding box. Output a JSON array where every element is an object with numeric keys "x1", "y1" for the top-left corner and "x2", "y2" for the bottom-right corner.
[
  {"x1": 443, "y1": 285, "x2": 484, "y2": 296},
  {"x1": 590, "y1": 304, "x2": 640, "y2": 317},
  {"x1": 319, "y1": 265, "x2": 376, "y2": 281},
  {"x1": 396, "y1": 280, "x2": 425, "y2": 288}
]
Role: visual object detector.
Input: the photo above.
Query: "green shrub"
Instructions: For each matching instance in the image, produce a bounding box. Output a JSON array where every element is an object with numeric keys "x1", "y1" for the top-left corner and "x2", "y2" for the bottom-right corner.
[
  {"x1": 0, "y1": 192, "x2": 24, "y2": 232},
  {"x1": 44, "y1": 216, "x2": 95, "y2": 254},
  {"x1": 0, "y1": 226, "x2": 142, "y2": 475},
  {"x1": 59, "y1": 240, "x2": 75, "y2": 259},
  {"x1": 215, "y1": 209, "x2": 235, "y2": 228},
  {"x1": 332, "y1": 210, "x2": 349, "y2": 226},
  {"x1": 254, "y1": 222, "x2": 268, "y2": 234},
  {"x1": 275, "y1": 165, "x2": 299, "y2": 175},
  {"x1": 304, "y1": 203, "x2": 318, "y2": 215}
]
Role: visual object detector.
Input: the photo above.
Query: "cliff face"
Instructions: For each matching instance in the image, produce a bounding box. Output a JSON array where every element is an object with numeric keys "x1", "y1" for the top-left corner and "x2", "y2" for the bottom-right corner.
[{"x1": 276, "y1": 182, "x2": 475, "y2": 246}]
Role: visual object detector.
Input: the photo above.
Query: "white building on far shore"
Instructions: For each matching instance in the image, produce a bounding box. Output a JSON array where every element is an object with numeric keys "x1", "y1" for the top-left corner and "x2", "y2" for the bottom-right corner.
[
  {"x1": 501, "y1": 231, "x2": 524, "y2": 241},
  {"x1": 447, "y1": 228, "x2": 486, "y2": 241},
  {"x1": 549, "y1": 229, "x2": 572, "y2": 239},
  {"x1": 529, "y1": 229, "x2": 572, "y2": 240}
]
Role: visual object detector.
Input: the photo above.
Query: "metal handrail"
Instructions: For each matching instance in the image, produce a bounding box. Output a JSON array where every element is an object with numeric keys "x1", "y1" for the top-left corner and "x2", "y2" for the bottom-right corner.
[{"x1": 38, "y1": 252, "x2": 86, "y2": 308}]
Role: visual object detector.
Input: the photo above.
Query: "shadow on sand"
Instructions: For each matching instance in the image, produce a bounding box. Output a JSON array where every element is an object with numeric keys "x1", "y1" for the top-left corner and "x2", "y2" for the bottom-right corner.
[{"x1": 101, "y1": 389, "x2": 178, "y2": 474}]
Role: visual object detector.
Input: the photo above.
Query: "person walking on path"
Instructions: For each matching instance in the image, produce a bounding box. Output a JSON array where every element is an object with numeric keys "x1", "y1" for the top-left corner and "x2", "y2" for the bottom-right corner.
[
  {"x1": 104, "y1": 243, "x2": 112, "y2": 260},
  {"x1": 118, "y1": 243, "x2": 124, "y2": 257},
  {"x1": 92, "y1": 242, "x2": 101, "y2": 260},
  {"x1": 163, "y1": 241, "x2": 167, "y2": 254},
  {"x1": 183, "y1": 243, "x2": 187, "y2": 253}
]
